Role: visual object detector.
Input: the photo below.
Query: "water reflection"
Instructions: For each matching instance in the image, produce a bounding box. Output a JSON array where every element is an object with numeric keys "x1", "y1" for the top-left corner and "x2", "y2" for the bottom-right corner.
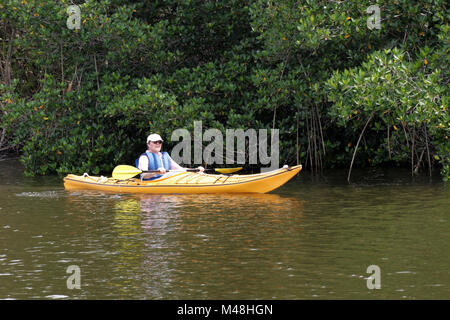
[
  {"x1": 106, "y1": 193, "x2": 305, "y2": 298},
  {"x1": 109, "y1": 195, "x2": 182, "y2": 298}
]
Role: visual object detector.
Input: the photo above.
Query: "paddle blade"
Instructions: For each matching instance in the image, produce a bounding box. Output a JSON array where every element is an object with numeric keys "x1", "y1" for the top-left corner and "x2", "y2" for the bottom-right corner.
[
  {"x1": 112, "y1": 165, "x2": 142, "y2": 180},
  {"x1": 214, "y1": 167, "x2": 243, "y2": 174}
]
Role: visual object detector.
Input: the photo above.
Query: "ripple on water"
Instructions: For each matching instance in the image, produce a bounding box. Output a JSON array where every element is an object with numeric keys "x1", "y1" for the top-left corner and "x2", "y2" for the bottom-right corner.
[
  {"x1": 15, "y1": 191, "x2": 61, "y2": 199},
  {"x1": 45, "y1": 295, "x2": 69, "y2": 299}
]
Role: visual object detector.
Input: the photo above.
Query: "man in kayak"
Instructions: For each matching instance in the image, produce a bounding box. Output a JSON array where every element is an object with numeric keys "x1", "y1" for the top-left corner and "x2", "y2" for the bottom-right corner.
[{"x1": 137, "y1": 133, "x2": 204, "y2": 180}]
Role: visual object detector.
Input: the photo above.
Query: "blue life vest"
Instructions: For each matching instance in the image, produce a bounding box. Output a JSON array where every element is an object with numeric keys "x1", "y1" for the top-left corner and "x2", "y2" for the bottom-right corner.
[{"x1": 135, "y1": 151, "x2": 171, "y2": 180}]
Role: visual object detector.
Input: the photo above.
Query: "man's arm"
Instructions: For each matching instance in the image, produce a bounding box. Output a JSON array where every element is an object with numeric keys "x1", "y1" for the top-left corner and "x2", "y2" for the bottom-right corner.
[
  {"x1": 169, "y1": 155, "x2": 186, "y2": 171},
  {"x1": 168, "y1": 155, "x2": 204, "y2": 172}
]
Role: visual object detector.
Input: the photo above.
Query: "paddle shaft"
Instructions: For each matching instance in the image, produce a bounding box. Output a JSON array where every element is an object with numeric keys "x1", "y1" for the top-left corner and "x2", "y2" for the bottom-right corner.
[
  {"x1": 143, "y1": 168, "x2": 241, "y2": 173},
  {"x1": 111, "y1": 164, "x2": 242, "y2": 180},
  {"x1": 141, "y1": 168, "x2": 200, "y2": 173},
  {"x1": 137, "y1": 168, "x2": 241, "y2": 175}
]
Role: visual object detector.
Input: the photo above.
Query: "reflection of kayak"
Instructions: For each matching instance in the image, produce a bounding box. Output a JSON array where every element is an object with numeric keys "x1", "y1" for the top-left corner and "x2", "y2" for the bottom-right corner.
[{"x1": 63, "y1": 165, "x2": 302, "y2": 194}]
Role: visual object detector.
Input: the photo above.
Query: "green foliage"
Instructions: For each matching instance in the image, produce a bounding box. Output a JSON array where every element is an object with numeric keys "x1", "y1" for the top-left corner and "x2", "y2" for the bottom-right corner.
[
  {"x1": 326, "y1": 37, "x2": 449, "y2": 179},
  {"x1": 1, "y1": 0, "x2": 448, "y2": 179},
  {"x1": 249, "y1": 0, "x2": 449, "y2": 176}
]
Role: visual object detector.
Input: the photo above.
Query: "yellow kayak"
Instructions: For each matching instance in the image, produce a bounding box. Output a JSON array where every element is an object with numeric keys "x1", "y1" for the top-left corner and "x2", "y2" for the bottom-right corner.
[{"x1": 63, "y1": 165, "x2": 302, "y2": 194}]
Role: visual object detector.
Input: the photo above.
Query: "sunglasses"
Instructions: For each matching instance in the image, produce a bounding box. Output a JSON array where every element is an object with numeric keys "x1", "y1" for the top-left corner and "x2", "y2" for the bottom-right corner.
[{"x1": 151, "y1": 140, "x2": 163, "y2": 144}]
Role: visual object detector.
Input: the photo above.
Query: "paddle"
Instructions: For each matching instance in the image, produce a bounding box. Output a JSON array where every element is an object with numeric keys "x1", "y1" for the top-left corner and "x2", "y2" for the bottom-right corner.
[
  {"x1": 112, "y1": 165, "x2": 242, "y2": 180},
  {"x1": 212, "y1": 167, "x2": 243, "y2": 174}
]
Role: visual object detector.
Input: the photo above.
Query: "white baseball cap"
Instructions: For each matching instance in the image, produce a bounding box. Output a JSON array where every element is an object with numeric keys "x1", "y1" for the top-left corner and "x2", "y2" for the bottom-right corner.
[{"x1": 147, "y1": 133, "x2": 164, "y2": 143}]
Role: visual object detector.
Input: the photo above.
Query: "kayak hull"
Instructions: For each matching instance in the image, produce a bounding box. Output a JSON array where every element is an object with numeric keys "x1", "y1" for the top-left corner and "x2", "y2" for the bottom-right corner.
[{"x1": 63, "y1": 165, "x2": 302, "y2": 194}]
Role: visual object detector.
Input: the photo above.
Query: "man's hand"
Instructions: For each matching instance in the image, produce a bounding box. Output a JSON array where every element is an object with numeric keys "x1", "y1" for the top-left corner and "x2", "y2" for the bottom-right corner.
[{"x1": 158, "y1": 167, "x2": 167, "y2": 174}]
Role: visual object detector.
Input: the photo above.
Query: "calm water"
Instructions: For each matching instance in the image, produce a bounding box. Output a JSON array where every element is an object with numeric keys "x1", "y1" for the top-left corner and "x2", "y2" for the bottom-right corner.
[{"x1": 0, "y1": 160, "x2": 448, "y2": 299}]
